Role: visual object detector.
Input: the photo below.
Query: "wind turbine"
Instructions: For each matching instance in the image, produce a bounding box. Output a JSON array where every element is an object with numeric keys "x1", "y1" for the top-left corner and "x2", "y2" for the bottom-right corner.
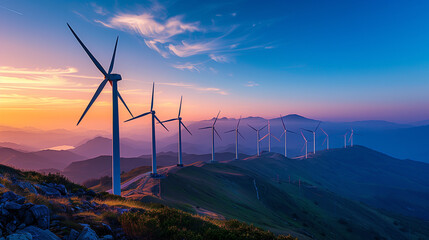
[
  {"x1": 67, "y1": 24, "x2": 133, "y2": 196},
  {"x1": 160, "y1": 96, "x2": 192, "y2": 167},
  {"x1": 125, "y1": 83, "x2": 169, "y2": 177},
  {"x1": 225, "y1": 116, "x2": 245, "y2": 160},
  {"x1": 349, "y1": 128, "x2": 354, "y2": 147},
  {"x1": 260, "y1": 120, "x2": 280, "y2": 152},
  {"x1": 248, "y1": 124, "x2": 267, "y2": 156},
  {"x1": 279, "y1": 115, "x2": 296, "y2": 157},
  {"x1": 302, "y1": 121, "x2": 321, "y2": 154},
  {"x1": 199, "y1": 111, "x2": 221, "y2": 162},
  {"x1": 300, "y1": 131, "x2": 308, "y2": 159},
  {"x1": 320, "y1": 128, "x2": 329, "y2": 150}
]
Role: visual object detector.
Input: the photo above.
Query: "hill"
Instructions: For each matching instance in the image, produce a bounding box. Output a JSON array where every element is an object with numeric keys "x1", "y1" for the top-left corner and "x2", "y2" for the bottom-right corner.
[
  {"x1": 96, "y1": 146, "x2": 429, "y2": 239},
  {"x1": 63, "y1": 152, "x2": 248, "y2": 183},
  {"x1": 0, "y1": 147, "x2": 83, "y2": 171},
  {"x1": 71, "y1": 136, "x2": 148, "y2": 158},
  {"x1": 0, "y1": 164, "x2": 294, "y2": 240}
]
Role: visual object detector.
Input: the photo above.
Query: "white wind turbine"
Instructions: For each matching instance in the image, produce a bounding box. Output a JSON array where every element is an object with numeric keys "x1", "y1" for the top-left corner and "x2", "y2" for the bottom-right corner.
[
  {"x1": 67, "y1": 24, "x2": 133, "y2": 196},
  {"x1": 349, "y1": 128, "x2": 354, "y2": 147},
  {"x1": 225, "y1": 116, "x2": 245, "y2": 160},
  {"x1": 248, "y1": 124, "x2": 267, "y2": 156},
  {"x1": 279, "y1": 115, "x2": 297, "y2": 157},
  {"x1": 320, "y1": 128, "x2": 329, "y2": 150},
  {"x1": 300, "y1": 131, "x2": 308, "y2": 159},
  {"x1": 160, "y1": 96, "x2": 192, "y2": 167},
  {"x1": 199, "y1": 111, "x2": 222, "y2": 162},
  {"x1": 260, "y1": 120, "x2": 280, "y2": 152},
  {"x1": 302, "y1": 121, "x2": 321, "y2": 154},
  {"x1": 125, "y1": 83, "x2": 169, "y2": 177}
]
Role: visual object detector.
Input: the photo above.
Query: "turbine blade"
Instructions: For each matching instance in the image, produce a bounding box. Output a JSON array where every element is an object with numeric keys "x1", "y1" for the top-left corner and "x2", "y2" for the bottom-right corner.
[
  {"x1": 154, "y1": 115, "x2": 169, "y2": 131},
  {"x1": 178, "y1": 96, "x2": 183, "y2": 118},
  {"x1": 259, "y1": 133, "x2": 269, "y2": 142},
  {"x1": 301, "y1": 142, "x2": 306, "y2": 153},
  {"x1": 238, "y1": 131, "x2": 245, "y2": 140},
  {"x1": 225, "y1": 129, "x2": 235, "y2": 133},
  {"x1": 117, "y1": 91, "x2": 133, "y2": 117},
  {"x1": 181, "y1": 122, "x2": 192, "y2": 135},
  {"x1": 314, "y1": 121, "x2": 321, "y2": 131},
  {"x1": 67, "y1": 23, "x2": 107, "y2": 77},
  {"x1": 199, "y1": 126, "x2": 212, "y2": 130},
  {"x1": 108, "y1": 36, "x2": 118, "y2": 74},
  {"x1": 161, "y1": 118, "x2": 179, "y2": 123},
  {"x1": 280, "y1": 115, "x2": 286, "y2": 130},
  {"x1": 272, "y1": 134, "x2": 281, "y2": 142},
  {"x1": 301, "y1": 128, "x2": 313, "y2": 133},
  {"x1": 287, "y1": 130, "x2": 297, "y2": 134},
  {"x1": 248, "y1": 124, "x2": 257, "y2": 131},
  {"x1": 237, "y1": 116, "x2": 242, "y2": 128},
  {"x1": 280, "y1": 131, "x2": 285, "y2": 138},
  {"x1": 322, "y1": 136, "x2": 327, "y2": 146},
  {"x1": 124, "y1": 111, "x2": 151, "y2": 122},
  {"x1": 150, "y1": 82, "x2": 154, "y2": 112},
  {"x1": 214, "y1": 128, "x2": 222, "y2": 140},
  {"x1": 320, "y1": 128, "x2": 328, "y2": 136},
  {"x1": 301, "y1": 131, "x2": 307, "y2": 141},
  {"x1": 259, "y1": 124, "x2": 268, "y2": 131},
  {"x1": 77, "y1": 79, "x2": 108, "y2": 125},
  {"x1": 213, "y1": 111, "x2": 221, "y2": 126}
]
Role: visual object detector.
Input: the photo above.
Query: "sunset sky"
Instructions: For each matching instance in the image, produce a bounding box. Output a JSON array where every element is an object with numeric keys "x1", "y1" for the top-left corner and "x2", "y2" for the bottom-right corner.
[{"x1": 1, "y1": 0, "x2": 428, "y2": 131}]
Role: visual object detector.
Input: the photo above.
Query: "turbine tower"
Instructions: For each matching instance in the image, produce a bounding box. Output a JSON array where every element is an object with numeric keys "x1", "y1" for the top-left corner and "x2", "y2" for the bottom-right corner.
[
  {"x1": 302, "y1": 121, "x2": 321, "y2": 154},
  {"x1": 301, "y1": 131, "x2": 308, "y2": 159},
  {"x1": 225, "y1": 116, "x2": 245, "y2": 160},
  {"x1": 67, "y1": 24, "x2": 133, "y2": 196},
  {"x1": 248, "y1": 124, "x2": 267, "y2": 156},
  {"x1": 279, "y1": 115, "x2": 296, "y2": 157},
  {"x1": 260, "y1": 120, "x2": 280, "y2": 152},
  {"x1": 160, "y1": 96, "x2": 192, "y2": 167},
  {"x1": 199, "y1": 111, "x2": 221, "y2": 162},
  {"x1": 125, "y1": 83, "x2": 169, "y2": 177},
  {"x1": 320, "y1": 128, "x2": 329, "y2": 150}
]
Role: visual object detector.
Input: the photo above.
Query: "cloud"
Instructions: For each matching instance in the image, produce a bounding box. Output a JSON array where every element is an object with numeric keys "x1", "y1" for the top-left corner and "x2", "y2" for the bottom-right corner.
[
  {"x1": 91, "y1": 3, "x2": 108, "y2": 15},
  {"x1": 172, "y1": 62, "x2": 201, "y2": 72},
  {"x1": 0, "y1": 66, "x2": 78, "y2": 75},
  {"x1": 245, "y1": 81, "x2": 259, "y2": 87},
  {"x1": 209, "y1": 54, "x2": 229, "y2": 63},
  {"x1": 158, "y1": 82, "x2": 227, "y2": 95},
  {"x1": 0, "y1": 5, "x2": 23, "y2": 15}
]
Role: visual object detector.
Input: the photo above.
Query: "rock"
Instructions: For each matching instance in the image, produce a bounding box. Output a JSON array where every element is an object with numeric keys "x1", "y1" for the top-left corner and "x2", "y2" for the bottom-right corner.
[
  {"x1": 20, "y1": 226, "x2": 60, "y2": 240},
  {"x1": 15, "y1": 182, "x2": 37, "y2": 195},
  {"x1": 34, "y1": 185, "x2": 60, "y2": 198},
  {"x1": 2, "y1": 192, "x2": 21, "y2": 202},
  {"x1": 29, "y1": 205, "x2": 49, "y2": 230},
  {"x1": 67, "y1": 229, "x2": 79, "y2": 240},
  {"x1": 6, "y1": 222, "x2": 17, "y2": 234},
  {"x1": 53, "y1": 185, "x2": 67, "y2": 195},
  {"x1": 6, "y1": 232, "x2": 32, "y2": 240},
  {"x1": 100, "y1": 235, "x2": 113, "y2": 240},
  {"x1": 23, "y1": 211, "x2": 34, "y2": 226},
  {"x1": 5, "y1": 202, "x2": 22, "y2": 210},
  {"x1": 0, "y1": 184, "x2": 5, "y2": 188},
  {"x1": 76, "y1": 226, "x2": 98, "y2": 240}
]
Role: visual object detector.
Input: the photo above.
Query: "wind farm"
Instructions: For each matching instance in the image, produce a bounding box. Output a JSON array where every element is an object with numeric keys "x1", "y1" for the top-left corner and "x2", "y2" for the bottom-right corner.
[{"x1": 1, "y1": 1, "x2": 428, "y2": 240}]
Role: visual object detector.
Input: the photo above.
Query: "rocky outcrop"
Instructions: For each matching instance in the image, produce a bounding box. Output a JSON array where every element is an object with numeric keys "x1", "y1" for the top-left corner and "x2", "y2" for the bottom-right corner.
[
  {"x1": 76, "y1": 226, "x2": 98, "y2": 240},
  {"x1": 20, "y1": 226, "x2": 60, "y2": 240}
]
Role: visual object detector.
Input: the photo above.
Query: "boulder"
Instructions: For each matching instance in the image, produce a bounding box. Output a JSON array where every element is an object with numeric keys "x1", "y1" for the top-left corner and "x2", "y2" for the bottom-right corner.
[
  {"x1": 29, "y1": 206, "x2": 49, "y2": 230},
  {"x1": 4, "y1": 202, "x2": 22, "y2": 210},
  {"x1": 5, "y1": 232, "x2": 32, "y2": 240},
  {"x1": 20, "y1": 226, "x2": 60, "y2": 240},
  {"x1": 100, "y1": 235, "x2": 113, "y2": 240},
  {"x1": 2, "y1": 192, "x2": 25, "y2": 204},
  {"x1": 76, "y1": 226, "x2": 98, "y2": 240},
  {"x1": 67, "y1": 229, "x2": 79, "y2": 240},
  {"x1": 15, "y1": 182, "x2": 37, "y2": 195},
  {"x1": 34, "y1": 185, "x2": 60, "y2": 198}
]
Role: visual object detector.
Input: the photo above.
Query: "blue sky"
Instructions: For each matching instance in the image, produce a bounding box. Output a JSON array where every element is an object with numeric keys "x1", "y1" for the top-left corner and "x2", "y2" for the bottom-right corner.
[{"x1": 0, "y1": 0, "x2": 428, "y2": 130}]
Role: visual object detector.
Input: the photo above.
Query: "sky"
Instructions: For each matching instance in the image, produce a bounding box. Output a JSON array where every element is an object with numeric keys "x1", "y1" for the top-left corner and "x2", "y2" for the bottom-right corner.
[{"x1": 0, "y1": 0, "x2": 428, "y2": 131}]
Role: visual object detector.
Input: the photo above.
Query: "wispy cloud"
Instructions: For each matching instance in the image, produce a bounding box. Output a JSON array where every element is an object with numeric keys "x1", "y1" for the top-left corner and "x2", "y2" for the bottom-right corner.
[
  {"x1": 95, "y1": 3, "x2": 266, "y2": 71},
  {"x1": 245, "y1": 81, "x2": 259, "y2": 87},
  {"x1": 0, "y1": 5, "x2": 23, "y2": 15},
  {"x1": 91, "y1": 3, "x2": 108, "y2": 16},
  {"x1": 172, "y1": 62, "x2": 201, "y2": 72},
  {"x1": 158, "y1": 82, "x2": 228, "y2": 95},
  {"x1": 0, "y1": 66, "x2": 78, "y2": 75}
]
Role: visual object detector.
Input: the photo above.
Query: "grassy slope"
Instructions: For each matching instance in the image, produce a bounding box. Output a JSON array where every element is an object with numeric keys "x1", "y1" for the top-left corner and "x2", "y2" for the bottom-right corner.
[{"x1": 158, "y1": 149, "x2": 429, "y2": 240}]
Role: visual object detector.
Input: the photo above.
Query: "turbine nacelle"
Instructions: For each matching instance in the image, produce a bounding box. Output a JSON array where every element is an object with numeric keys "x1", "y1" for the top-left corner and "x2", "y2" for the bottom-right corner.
[{"x1": 106, "y1": 73, "x2": 122, "y2": 81}]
